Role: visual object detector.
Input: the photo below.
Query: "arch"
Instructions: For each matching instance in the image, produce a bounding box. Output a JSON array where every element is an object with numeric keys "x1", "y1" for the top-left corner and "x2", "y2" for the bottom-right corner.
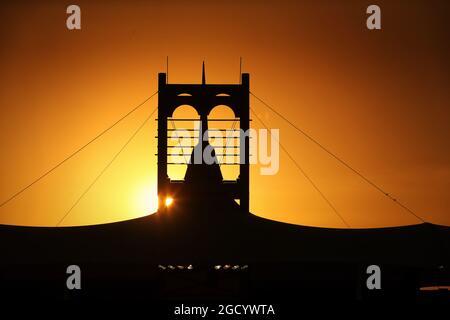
[
  {"x1": 207, "y1": 105, "x2": 240, "y2": 181},
  {"x1": 208, "y1": 100, "x2": 239, "y2": 117},
  {"x1": 216, "y1": 93, "x2": 230, "y2": 97},
  {"x1": 168, "y1": 105, "x2": 200, "y2": 181},
  {"x1": 177, "y1": 93, "x2": 192, "y2": 97},
  {"x1": 171, "y1": 104, "x2": 199, "y2": 118},
  {"x1": 208, "y1": 104, "x2": 236, "y2": 119}
]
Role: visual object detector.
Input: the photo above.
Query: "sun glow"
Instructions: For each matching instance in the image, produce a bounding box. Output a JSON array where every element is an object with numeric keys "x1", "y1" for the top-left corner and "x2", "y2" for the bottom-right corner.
[
  {"x1": 165, "y1": 197, "x2": 174, "y2": 207},
  {"x1": 135, "y1": 185, "x2": 158, "y2": 215}
]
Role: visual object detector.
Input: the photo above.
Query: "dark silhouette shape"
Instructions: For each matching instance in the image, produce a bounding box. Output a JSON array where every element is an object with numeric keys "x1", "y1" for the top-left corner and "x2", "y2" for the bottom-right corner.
[
  {"x1": 0, "y1": 67, "x2": 449, "y2": 304},
  {"x1": 157, "y1": 63, "x2": 250, "y2": 212}
]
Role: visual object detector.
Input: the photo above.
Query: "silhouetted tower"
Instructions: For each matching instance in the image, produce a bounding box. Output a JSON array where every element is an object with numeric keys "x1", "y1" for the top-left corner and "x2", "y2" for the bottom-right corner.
[{"x1": 157, "y1": 63, "x2": 250, "y2": 212}]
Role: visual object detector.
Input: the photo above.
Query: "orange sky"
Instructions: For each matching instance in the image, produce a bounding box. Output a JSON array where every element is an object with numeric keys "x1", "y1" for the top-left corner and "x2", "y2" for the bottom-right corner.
[{"x1": 0, "y1": 0, "x2": 449, "y2": 228}]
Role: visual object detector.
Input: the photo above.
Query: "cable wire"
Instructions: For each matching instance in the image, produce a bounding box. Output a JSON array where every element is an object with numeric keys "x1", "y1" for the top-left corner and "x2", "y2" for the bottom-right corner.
[
  {"x1": 56, "y1": 107, "x2": 158, "y2": 226},
  {"x1": 250, "y1": 107, "x2": 350, "y2": 228},
  {"x1": 250, "y1": 92, "x2": 426, "y2": 224},
  {"x1": 169, "y1": 119, "x2": 190, "y2": 165},
  {"x1": 0, "y1": 92, "x2": 158, "y2": 210},
  {"x1": 219, "y1": 120, "x2": 237, "y2": 165}
]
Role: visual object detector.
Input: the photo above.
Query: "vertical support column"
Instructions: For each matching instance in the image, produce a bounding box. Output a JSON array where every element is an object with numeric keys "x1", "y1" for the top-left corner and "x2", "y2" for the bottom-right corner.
[
  {"x1": 157, "y1": 73, "x2": 168, "y2": 210},
  {"x1": 240, "y1": 73, "x2": 250, "y2": 213}
]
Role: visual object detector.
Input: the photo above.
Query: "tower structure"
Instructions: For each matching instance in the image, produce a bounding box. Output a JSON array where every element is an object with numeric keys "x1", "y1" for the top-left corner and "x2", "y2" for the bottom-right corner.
[{"x1": 157, "y1": 64, "x2": 250, "y2": 212}]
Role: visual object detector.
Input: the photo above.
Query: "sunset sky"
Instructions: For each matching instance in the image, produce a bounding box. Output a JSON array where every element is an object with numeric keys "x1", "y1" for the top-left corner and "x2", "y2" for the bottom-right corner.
[{"x1": 0, "y1": 0, "x2": 448, "y2": 228}]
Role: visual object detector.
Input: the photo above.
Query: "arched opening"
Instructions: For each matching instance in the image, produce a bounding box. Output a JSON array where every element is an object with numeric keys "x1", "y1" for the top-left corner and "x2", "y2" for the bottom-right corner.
[
  {"x1": 216, "y1": 93, "x2": 230, "y2": 97},
  {"x1": 208, "y1": 105, "x2": 240, "y2": 180},
  {"x1": 168, "y1": 105, "x2": 200, "y2": 180},
  {"x1": 177, "y1": 93, "x2": 192, "y2": 97}
]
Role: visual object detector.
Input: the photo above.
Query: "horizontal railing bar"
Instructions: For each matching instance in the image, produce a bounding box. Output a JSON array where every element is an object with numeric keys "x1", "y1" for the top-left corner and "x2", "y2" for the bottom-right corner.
[
  {"x1": 167, "y1": 129, "x2": 242, "y2": 132},
  {"x1": 167, "y1": 145, "x2": 240, "y2": 148},
  {"x1": 169, "y1": 180, "x2": 238, "y2": 183},
  {"x1": 157, "y1": 136, "x2": 249, "y2": 139},
  {"x1": 167, "y1": 162, "x2": 242, "y2": 165},
  {"x1": 156, "y1": 118, "x2": 248, "y2": 121},
  {"x1": 160, "y1": 154, "x2": 243, "y2": 156}
]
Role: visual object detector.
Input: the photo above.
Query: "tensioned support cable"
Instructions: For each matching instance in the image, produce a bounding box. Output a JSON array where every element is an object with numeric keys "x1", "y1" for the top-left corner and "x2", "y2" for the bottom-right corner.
[
  {"x1": 56, "y1": 106, "x2": 158, "y2": 226},
  {"x1": 250, "y1": 107, "x2": 350, "y2": 228},
  {"x1": 169, "y1": 119, "x2": 190, "y2": 165},
  {"x1": 0, "y1": 91, "x2": 158, "y2": 211},
  {"x1": 250, "y1": 92, "x2": 426, "y2": 224}
]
